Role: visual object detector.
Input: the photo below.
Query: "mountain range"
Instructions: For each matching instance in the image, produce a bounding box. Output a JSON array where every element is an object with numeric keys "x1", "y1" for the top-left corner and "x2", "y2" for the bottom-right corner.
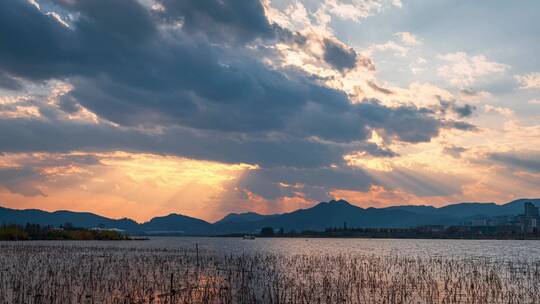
[{"x1": 1, "y1": 198, "x2": 539, "y2": 235}]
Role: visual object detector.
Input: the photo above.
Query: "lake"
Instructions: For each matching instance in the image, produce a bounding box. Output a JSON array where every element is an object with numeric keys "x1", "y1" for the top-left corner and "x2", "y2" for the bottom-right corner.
[
  {"x1": 1, "y1": 237, "x2": 539, "y2": 303},
  {"x1": 10, "y1": 236, "x2": 540, "y2": 261}
]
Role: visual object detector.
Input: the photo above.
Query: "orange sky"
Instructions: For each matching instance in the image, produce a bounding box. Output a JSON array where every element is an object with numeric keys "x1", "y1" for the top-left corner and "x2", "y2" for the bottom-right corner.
[{"x1": 0, "y1": 148, "x2": 537, "y2": 223}]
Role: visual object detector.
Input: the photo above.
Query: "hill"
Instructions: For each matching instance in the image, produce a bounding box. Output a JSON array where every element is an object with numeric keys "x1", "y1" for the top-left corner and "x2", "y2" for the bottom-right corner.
[
  {"x1": 140, "y1": 213, "x2": 214, "y2": 235},
  {"x1": 0, "y1": 206, "x2": 138, "y2": 231},
  {"x1": 214, "y1": 200, "x2": 460, "y2": 233},
  {"x1": 0, "y1": 198, "x2": 538, "y2": 235},
  {"x1": 215, "y1": 212, "x2": 275, "y2": 224},
  {"x1": 387, "y1": 199, "x2": 540, "y2": 218}
]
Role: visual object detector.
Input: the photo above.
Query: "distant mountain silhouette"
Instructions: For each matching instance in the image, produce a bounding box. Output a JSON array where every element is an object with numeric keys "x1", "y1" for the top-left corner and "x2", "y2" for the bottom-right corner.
[
  {"x1": 1, "y1": 198, "x2": 539, "y2": 235},
  {"x1": 215, "y1": 212, "x2": 276, "y2": 224},
  {"x1": 214, "y1": 200, "x2": 460, "y2": 233},
  {"x1": 140, "y1": 213, "x2": 213, "y2": 235},
  {"x1": 0, "y1": 206, "x2": 138, "y2": 231},
  {"x1": 387, "y1": 199, "x2": 540, "y2": 218}
]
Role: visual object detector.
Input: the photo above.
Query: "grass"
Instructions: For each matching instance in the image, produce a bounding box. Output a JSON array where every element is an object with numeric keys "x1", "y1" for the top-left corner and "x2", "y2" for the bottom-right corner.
[{"x1": 0, "y1": 243, "x2": 538, "y2": 303}]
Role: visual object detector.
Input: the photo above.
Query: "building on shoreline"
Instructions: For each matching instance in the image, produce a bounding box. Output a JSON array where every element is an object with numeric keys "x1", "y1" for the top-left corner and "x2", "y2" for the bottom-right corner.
[
  {"x1": 519, "y1": 202, "x2": 539, "y2": 233},
  {"x1": 260, "y1": 202, "x2": 540, "y2": 239}
]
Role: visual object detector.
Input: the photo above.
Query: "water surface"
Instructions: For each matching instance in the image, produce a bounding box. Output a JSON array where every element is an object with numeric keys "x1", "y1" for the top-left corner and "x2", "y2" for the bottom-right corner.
[{"x1": 8, "y1": 237, "x2": 540, "y2": 261}]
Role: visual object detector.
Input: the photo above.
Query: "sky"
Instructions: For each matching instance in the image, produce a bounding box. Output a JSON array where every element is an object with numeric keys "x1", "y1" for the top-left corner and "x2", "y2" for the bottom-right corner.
[{"x1": 0, "y1": 0, "x2": 539, "y2": 223}]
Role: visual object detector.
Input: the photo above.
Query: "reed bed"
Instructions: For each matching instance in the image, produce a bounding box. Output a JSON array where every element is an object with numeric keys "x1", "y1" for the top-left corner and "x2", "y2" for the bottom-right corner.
[{"x1": 0, "y1": 243, "x2": 538, "y2": 304}]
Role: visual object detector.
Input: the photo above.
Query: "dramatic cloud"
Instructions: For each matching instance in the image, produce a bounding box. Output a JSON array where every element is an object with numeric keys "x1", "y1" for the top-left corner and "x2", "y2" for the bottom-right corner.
[
  {"x1": 2, "y1": 0, "x2": 534, "y2": 220},
  {"x1": 0, "y1": 72, "x2": 23, "y2": 90},
  {"x1": 322, "y1": 38, "x2": 358, "y2": 72},
  {"x1": 451, "y1": 104, "x2": 476, "y2": 118},
  {"x1": 0, "y1": 116, "x2": 351, "y2": 168},
  {"x1": 438, "y1": 99, "x2": 477, "y2": 118},
  {"x1": 156, "y1": 0, "x2": 278, "y2": 44},
  {"x1": 0, "y1": 0, "x2": 469, "y2": 169},
  {"x1": 489, "y1": 151, "x2": 540, "y2": 173}
]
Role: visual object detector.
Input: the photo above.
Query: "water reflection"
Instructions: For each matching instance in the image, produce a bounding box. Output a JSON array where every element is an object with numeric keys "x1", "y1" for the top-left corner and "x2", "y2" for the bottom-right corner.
[{"x1": 9, "y1": 237, "x2": 540, "y2": 261}]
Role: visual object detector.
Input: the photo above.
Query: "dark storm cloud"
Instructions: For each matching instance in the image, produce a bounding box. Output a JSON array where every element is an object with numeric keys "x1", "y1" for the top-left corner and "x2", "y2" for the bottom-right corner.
[
  {"x1": 489, "y1": 151, "x2": 540, "y2": 173},
  {"x1": 65, "y1": 59, "x2": 367, "y2": 140},
  {"x1": 452, "y1": 104, "x2": 476, "y2": 118},
  {"x1": 0, "y1": 71, "x2": 23, "y2": 90},
  {"x1": 0, "y1": 0, "x2": 473, "y2": 171},
  {"x1": 53, "y1": 0, "x2": 157, "y2": 41},
  {"x1": 355, "y1": 100, "x2": 442, "y2": 143},
  {"x1": 438, "y1": 99, "x2": 476, "y2": 118},
  {"x1": 0, "y1": 117, "x2": 349, "y2": 168},
  {"x1": 156, "y1": 0, "x2": 275, "y2": 44},
  {"x1": 0, "y1": 0, "x2": 156, "y2": 81},
  {"x1": 323, "y1": 39, "x2": 358, "y2": 72},
  {"x1": 0, "y1": 1, "x2": 73, "y2": 81},
  {"x1": 0, "y1": 98, "x2": 441, "y2": 168},
  {"x1": 57, "y1": 95, "x2": 82, "y2": 114},
  {"x1": 447, "y1": 121, "x2": 478, "y2": 131}
]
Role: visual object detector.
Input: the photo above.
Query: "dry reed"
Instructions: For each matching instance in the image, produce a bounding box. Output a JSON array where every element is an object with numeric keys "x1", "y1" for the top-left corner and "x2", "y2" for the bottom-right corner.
[{"x1": 0, "y1": 243, "x2": 538, "y2": 304}]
